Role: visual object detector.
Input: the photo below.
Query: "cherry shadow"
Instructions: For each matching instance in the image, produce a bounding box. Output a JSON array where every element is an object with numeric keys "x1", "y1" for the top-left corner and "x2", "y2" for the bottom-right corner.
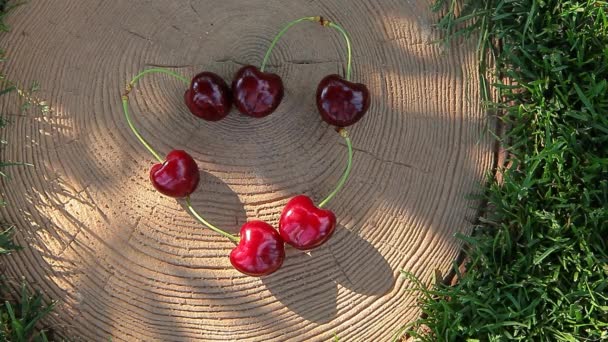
[
  {"x1": 261, "y1": 225, "x2": 394, "y2": 323},
  {"x1": 178, "y1": 170, "x2": 247, "y2": 236}
]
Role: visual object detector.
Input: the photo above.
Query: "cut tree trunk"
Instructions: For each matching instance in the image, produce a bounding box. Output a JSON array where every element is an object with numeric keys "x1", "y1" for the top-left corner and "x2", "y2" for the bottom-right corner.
[{"x1": 0, "y1": 1, "x2": 494, "y2": 341}]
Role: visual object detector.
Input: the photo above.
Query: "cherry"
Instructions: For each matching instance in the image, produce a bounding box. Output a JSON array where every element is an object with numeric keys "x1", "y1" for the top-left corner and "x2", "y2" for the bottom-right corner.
[
  {"x1": 231, "y1": 65, "x2": 284, "y2": 118},
  {"x1": 316, "y1": 74, "x2": 370, "y2": 127},
  {"x1": 184, "y1": 72, "x2": 231, "y2": 121},
  {"x1": 230, "y1": 220, "x2": 285, "y2": 276},
  {"x1": 279, "y1": 195, "x2": 337, "y2": 250},
  {"x1": 150, "y1": 150, "x2": 200, "y2": 198}
]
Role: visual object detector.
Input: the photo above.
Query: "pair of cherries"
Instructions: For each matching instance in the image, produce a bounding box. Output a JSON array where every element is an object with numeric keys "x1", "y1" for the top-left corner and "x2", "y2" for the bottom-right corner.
[
  {"x1": 140, "y1": 16, "x2": 366, "y2": 276},
  {"x1": 184, "y1": 64, "x2": 370, "y2": 127},
  {"x1": 231, "y1": 195, "x2": 336, "y2": 276}
]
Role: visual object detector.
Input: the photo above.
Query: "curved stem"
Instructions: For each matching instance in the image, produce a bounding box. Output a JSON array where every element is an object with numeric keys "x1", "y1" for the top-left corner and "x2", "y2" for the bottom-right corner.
[
  {"x1": 260, "y1": 16, "x2": 318, "y2": 72},
  {"x1": 186, "y1": 197, "x2": 240, "y2": 243},
  {"x1": 130, "y1": 68, "x2": 189, "y2": 86},
  {"x1": 261, "y1": 17, "x2": 354, "y2": 81},
  {"x1": 121, "y1": 68, "x2": 190, "y2": 163},
  {"x1": 327, "y1": 22, "x2": 352, "y2": 81},
  {"x1": 318, "y1": 129, "x2": 353, "y2": 208},
  {"x1": 122, "y1": 97, "x2": 163, "y2": 162},
  {"x1": 123, "y1": 69, "x2": 237, "y2": 244}
]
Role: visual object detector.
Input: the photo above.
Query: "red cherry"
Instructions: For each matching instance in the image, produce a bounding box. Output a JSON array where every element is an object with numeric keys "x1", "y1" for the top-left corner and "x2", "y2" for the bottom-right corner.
[
  {"x1": 231, "y1": 65, "x2": 284, "y2": 118},
  {"x1": 279, "y1": 195, "x2": 337, "y2": 250},
  {"x1": 150, "y1": 150, "x2": 200, "y2": 198},
  {"x1": 316, "y1": 74, "x2": 370, "y2": 127},
  {"x1": 230, "y1": 221, "x2": 285, "y2": 276},
  {"x1": 184, "y1": 72, "x2": 232, "y2": 121}
]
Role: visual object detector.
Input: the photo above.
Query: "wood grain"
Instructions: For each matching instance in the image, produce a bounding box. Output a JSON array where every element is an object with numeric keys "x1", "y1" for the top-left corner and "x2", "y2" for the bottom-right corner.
[{"x1": 0, "y1": 0, "x2": 494, "y2": 340}]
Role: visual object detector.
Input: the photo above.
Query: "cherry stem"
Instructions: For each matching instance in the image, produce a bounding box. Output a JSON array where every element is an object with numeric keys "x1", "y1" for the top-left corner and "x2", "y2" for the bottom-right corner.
[
  {"x1": 260, "y1": 16, "x2": 318, "y2": 72},
  {"x1": 327, "y1": 22, "x2": 353, "y2": 81},
  {"x1": 121, "y1": 68, "x2": 190, "y2": 163},
  {"x1": 260, "y1": 17, "x2": 353, "y2": 81},
  {"x1": 185, "y1": 197, "x2": 240, "y2": 243},
  {"x1": 318, "y1": 129, "x2": 353, "y2": 208},
  {"x1": 122, "y1": 68, "x2": 238, "y2": 244}
]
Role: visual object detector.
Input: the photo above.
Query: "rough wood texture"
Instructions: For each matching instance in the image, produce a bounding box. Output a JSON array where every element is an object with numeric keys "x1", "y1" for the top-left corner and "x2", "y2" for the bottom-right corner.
[{"x1": 0, "y1": 1, "x2": 494, "y2": 340}]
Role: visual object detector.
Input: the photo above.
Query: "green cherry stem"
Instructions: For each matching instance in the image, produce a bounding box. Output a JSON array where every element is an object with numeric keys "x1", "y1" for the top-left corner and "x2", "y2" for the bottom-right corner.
[
  {"x1": 122, "y1": 68, "x2": 189, "y2": 163},
  {"x1": 260, "y1": 17, "x2": 353, "y2": 81},
  {"x1": 318, "y1": 129, "x2": 353, "y2": 208},
  {"x1": 327, "y1": 22, "x2": 353, "y2": 81},
  {"x1": 260, "y1": 16, "x2": 318, "y2": 72},
  {"x1": 122, "y1": 68, "x2": 238, "y2": 243},
  {"x1": 122, "y1": 97, "x2": 163, "y2": 163},
  {"x1": 260, "y1": 18, "x2": 356, "y2": 206},
  {"x1": 185, "y1": 197, "x2": 240, "y2": 243}
]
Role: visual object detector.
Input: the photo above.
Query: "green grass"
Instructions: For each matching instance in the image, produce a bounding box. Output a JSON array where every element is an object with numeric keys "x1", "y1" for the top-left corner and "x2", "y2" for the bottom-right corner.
[
  {"x1": 397, "y1": 0, "x2": 608, "y2": 340},
  {"x1": 0, "y1": 226, "x2": 19, "y2": 254},
  {"x1": 0, "y1": 283, "x2": 54, "y2": 342}
]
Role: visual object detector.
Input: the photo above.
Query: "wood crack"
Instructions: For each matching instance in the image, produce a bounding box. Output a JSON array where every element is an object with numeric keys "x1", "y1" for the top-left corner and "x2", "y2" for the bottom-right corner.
[
  {"x1": 189, "y1": 0, "x2": 200, "y2": 17},
  {"x1": 328, "y1": 246, "x2": 355, "y2": 288},
  {"x1": 123, "y1": 29, "x2": 151, "y2": 42},
  {"x1": 346, "y1": 144, "x2": 429, "y2": 174},
  {"x1": 213, "y1": 57, "x2": 338, "y2": 67},
  {"x1": 143, "y1": 63, "x2": 194, "y2": 69}
]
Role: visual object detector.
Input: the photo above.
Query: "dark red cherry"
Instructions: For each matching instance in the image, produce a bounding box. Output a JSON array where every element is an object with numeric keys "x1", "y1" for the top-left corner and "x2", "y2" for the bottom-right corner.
[
  {"x1": 279, "y1": 195, "x2": 337, "y2": 250},
  {"x1": 230, "y1": 221, "x2": 285, "y2": 276},
  {"x1": 150, "y1": 150, "x2": 200, "y2": 198},
  {"x1": 184, "y1": 72, "x2": 232, "y2": 121},
  {"x1": 316, "y1": 74, "x2": 370, "y2": 127},
  {"x1": 231, "y1": 65, "x2": 284, "y2": 118}
]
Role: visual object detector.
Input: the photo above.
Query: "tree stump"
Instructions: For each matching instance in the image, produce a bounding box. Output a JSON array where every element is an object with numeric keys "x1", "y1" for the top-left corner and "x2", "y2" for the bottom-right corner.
[{"x1": 0, "y1": 1, "x2": 494, "y2": 340}]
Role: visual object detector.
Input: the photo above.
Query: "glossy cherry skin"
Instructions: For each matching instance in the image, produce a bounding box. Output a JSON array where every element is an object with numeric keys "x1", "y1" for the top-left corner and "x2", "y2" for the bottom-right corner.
[
  {"x1": 184, "y1": 72, "x2": 232, "y2": 121},
  {"x1": 316, "y1": 74, "x2": 370, "y2": 127},
  {"x1": 150, "y1": 150, "x2": 200, "y2": 198},
  {"x1": 231, "y1": 65, "x2": 284, "y2": 118},
  {"x1": 230, "y1": 221, "x2": 285, "y2": 276},
  {"x1": 279, "y1": 195, "x2": 337, "y2": 250}
]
